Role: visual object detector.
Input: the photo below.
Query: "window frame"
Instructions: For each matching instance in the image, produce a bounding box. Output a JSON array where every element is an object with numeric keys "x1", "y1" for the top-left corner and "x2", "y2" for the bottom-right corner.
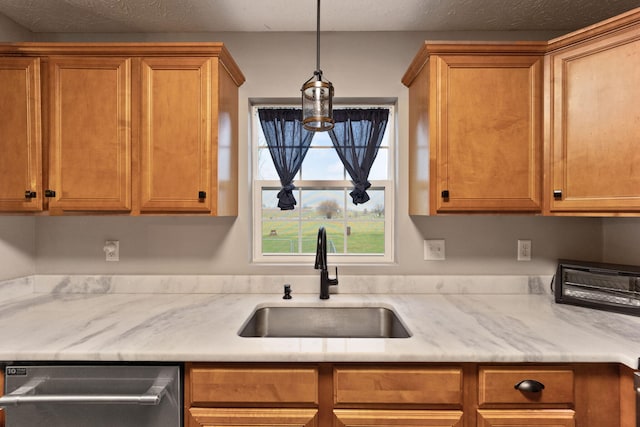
[{"x1": 251, "y1": 101, "x2": 396, "y2": 265}]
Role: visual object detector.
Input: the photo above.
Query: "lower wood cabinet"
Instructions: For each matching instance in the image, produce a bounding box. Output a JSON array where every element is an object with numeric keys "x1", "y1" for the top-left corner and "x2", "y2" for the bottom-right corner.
[
  {"x1": 477, "y1": 410, "x2": 575, "y2": 427},
  {"x1": 478, "y1": 366, "x2": 576, "y2": 426},
  {"x1": 185, "y1": 363, "x2": 631, "y2": 427},
  {"x1": 186, "y1": 364, "x2": 320, "y2": 427},
  {"x1": 334, "y1": 409, "x2": 463, "y2": 426},
  {"x1": 189, "y1": 408, "x2": 318, "y2": 427},
  {"x1": 334, "y1": 366, "x2": 463, "y2": 405},
  {"x1": 333, "y1": 366, "x2": 463, "y2": 427}
]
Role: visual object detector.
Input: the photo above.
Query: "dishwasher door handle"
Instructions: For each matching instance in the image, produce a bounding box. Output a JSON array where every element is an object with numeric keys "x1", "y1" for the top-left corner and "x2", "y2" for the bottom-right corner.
[{"x1": 0, "y1": 375, "x2": 173, "y2": 407}]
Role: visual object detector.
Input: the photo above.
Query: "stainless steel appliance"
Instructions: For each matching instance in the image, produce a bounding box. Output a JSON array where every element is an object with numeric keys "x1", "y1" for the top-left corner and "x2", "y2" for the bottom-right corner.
[
  {"x1": 0, "y1": 364, "x2": 181, "y2": 427},
  {"x1": 554, "y1": 259, "x2": 640, "y2": 317},
  {"x1": 636, "y1": 371, "x2": 640, "y2": 427}
]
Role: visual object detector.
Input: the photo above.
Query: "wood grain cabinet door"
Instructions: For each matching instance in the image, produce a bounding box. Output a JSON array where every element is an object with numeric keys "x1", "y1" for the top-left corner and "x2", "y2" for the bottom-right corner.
[
  {"x1": 433, "y1": 54, "x2": 543, "y2": 213},
  {"x1": 0, "y1": 57, "x2": 42, "y2": 212},
  {"x1": 140, "y1": 57, "x2": 213, "y2": 213},
  {"x1": 188, "y1": 408, "x2": 318, "y2": 427},
  {"x1": 334, "y1": 409, "x2": 463, "y2": 427},
  {"x1": 546, "y1": 23, "x2": 640, "y2": 214},
  {"x1": 478, "y1": 409, "x2": 575, "y2": 427},
  {"x1": 47, "y1": 56, "x2": 132, "y2": 213}
]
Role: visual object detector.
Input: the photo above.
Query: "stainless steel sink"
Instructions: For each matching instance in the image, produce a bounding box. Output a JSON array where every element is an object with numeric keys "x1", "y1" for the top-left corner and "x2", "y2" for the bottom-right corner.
[{"x1": 238, "y1": 305, "x2": 411, "y2": 338}]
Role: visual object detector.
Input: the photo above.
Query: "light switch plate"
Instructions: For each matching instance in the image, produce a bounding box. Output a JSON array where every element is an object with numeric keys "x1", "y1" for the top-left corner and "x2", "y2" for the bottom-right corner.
[{"x1": 424, "y1": 239, "x2": 445, "y2": 260}]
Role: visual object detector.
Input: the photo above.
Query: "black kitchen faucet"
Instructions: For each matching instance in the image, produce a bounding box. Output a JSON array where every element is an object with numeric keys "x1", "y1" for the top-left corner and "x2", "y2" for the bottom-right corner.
[{"x1": 314, "y1": 226, "x2": 338, "y2": 299}]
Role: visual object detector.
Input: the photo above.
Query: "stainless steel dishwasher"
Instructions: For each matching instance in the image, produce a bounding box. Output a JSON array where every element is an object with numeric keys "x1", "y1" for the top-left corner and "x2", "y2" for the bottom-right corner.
[
  {"x1": 636, "y1": 372, "x2": 640, "y2": 427},
  {"x1": 0, "y1": 364, "x2": 181, "y2": 427}
]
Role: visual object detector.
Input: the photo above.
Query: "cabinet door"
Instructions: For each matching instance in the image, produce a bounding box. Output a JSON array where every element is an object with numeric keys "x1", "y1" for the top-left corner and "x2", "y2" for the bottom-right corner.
[
  {"x1": 433, "y1": 55, "x2": 542, "y2": 213},
  {"x1": 0, "y1": 57, "x2": 42, "y2": 212},
  {"x1": 547, "y1": 25, "x2": 640, "y2": 213},
  {"x1": 334, "y1": 409, "x2": 463, "y2": 427},
  {"x1": 140, "y1": 57, "x2": 212, "y2": 213},
  {"x1": 334, "y1": 367, "x2": 462, "y2": 405},
  {"x1": 478, "y1": 367, "x2": 574, "y2": 406},
  {"x1": 478, "y1": 410, "x2": 575, "y2": 427},
  {"x1": 48, "y1": 56, "x2": 131, "y2": 212},
  {"x1": 189, "y1": 366, "x2": 318, "y2": 405},
  {"x1": 188, "y1": 408, "x2": 318, "y2": 427}
]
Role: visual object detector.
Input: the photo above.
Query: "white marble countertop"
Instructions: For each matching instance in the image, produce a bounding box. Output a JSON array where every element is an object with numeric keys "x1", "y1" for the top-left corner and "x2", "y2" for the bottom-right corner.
[{"x1": 1, "y1": 275, "x2": 639, "y2": 368}]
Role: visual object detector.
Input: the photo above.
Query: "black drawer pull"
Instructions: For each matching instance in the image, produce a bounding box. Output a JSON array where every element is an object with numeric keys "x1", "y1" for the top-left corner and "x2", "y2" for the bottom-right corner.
[{"x1": 514, "y1": 379, "x2": 545, "y2": 393}]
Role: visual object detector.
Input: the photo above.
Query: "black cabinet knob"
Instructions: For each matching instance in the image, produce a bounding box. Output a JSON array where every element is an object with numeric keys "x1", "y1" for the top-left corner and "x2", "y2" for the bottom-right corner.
[
  {"x1": 198, "y1": 191, "x2": 206, "y2": 200},
  {"x1": 24, "y1": 190, "x2": 36, "y2": 199},
  {"x1": 44, "y1": 189, "x2": 56, "y2": 198},
  {"x1": 553, "y1": 190, "x2": 562, "y2": 200},
  {"x1": 514, "y1": 379, "x2": 545, "y2": 393},
  {"x1": 441, "y1": 190, "x2": 450, "y2": 199}
]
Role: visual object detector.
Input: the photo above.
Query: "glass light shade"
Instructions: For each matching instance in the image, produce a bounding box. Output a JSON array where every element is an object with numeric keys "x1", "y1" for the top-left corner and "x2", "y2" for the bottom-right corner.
[{"x1": 301, "y1": 77, "x2": 334, "y2": 132}]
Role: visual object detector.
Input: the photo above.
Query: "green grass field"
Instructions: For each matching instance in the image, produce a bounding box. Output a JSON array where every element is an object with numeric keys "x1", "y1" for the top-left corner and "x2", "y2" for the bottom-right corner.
[{"x1": 262, "y1": 213, "x2": 384, "y2": 254}]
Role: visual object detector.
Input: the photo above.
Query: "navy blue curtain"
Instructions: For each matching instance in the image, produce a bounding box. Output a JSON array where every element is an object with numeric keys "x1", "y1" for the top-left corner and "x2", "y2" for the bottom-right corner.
[
  {"x1": 328, "y1": 108, "x2": 389, "y2": 205},
  {"x1": 258, "y1": 108, "x2": 314, "y2": 210}
]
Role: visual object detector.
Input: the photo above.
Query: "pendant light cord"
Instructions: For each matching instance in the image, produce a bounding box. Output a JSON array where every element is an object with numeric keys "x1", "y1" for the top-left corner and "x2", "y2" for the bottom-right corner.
[{"x1": 316, "y1": 0, "x2": 321, "y2": 76}]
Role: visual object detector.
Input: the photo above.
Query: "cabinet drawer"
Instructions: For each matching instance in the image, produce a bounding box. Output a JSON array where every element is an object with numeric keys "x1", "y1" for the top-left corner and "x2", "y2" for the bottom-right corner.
[
  {"x1": 479, "y1": 367, "x2": 574, "y2": 405},
  {"x1": 189, "y1": 366, "x2": 318, "y2": 404},
  {"x1": 477, "y1": 409, "x2": 575, "y2": 426},
  {"x1": 334, "y1": 409, "x2": 463, "y2": 426},
  {"x1": 334, "y1": 367, "x2": 463, "y2": 405}
]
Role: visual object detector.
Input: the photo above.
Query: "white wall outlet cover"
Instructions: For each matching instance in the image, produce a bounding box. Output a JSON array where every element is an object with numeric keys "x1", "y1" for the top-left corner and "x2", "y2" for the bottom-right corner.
[
  {"x1": 424, "y1": 239, "x2": 445, "y2": 261},
  {"x1": 517, "y1": 239, "x2": 531, "y2": 261},
  {"x1": 103, "y1": 240, "x2": 119, "y2": 262}
]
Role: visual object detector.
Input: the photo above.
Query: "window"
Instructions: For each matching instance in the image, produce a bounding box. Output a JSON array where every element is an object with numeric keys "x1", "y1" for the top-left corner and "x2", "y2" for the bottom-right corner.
[{"x1": 252, "y1": 102, "x2": 395, "y2": 264}]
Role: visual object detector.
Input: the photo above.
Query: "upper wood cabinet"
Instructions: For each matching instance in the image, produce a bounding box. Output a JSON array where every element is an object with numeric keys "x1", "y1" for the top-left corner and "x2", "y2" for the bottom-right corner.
[
  {"x1": 0, "y1": 42, "x2": 244, "y2": 216},
  {"x1": 544, "y1": 9, "x2": 640, "y2": 215},
  {"x1": 403, "y1": 43, "x2": 545, "y2": 214},
  {"x1": 0, "y1": 57, "x2": 42, "y2": 212},
  {"x1": 47, "y1": 56, "x2": 132, "y2": 213},
  {"x1": 139, "y1": 54, "x2": 240, "y2": 215}
]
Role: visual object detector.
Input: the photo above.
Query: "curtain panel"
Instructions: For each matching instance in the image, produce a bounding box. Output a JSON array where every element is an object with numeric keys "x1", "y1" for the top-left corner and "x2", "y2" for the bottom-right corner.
[
  {"x1": 258, "y1": 108, "x2": 314, "y2": 210},
  {"x1": 328, "y1": 108, "x2": 389, "y2": 205}
]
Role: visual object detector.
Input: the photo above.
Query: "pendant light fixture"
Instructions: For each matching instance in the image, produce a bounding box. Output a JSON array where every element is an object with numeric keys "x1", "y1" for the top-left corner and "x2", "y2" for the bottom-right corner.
[{"x1": 301, "y1": 0, "x2": 334, "y2": 132}]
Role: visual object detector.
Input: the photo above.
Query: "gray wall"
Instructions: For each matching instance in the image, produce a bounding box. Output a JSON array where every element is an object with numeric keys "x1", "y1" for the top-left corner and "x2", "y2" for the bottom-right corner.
[
  {"x1": 2, "y1": 23, "x2": 634, "y2": 278},
  {"x1": 603, "y1": 218, "x2": 640, "y2": 266},
  {"x1": 0, "y1": 217, "x2": 35, "y2": 280},
  {"x1": 0, "y1": 13, "x2": 31, "y2": 41},
  {"x1": 0, "y1": 17, "x2": 34, "y2": 281}
]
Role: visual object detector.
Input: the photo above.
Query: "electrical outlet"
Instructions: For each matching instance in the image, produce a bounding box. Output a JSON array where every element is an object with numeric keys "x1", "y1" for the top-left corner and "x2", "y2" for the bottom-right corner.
[
  {"x1": 104, "y1": 240, "x2": 119, "y2": 262},
  {"x1": 517, "y1": 239, "x2": 531, "y2": 261},
  {"x1": 424, "y1": 239, "x2": 445, "y2": 261}
]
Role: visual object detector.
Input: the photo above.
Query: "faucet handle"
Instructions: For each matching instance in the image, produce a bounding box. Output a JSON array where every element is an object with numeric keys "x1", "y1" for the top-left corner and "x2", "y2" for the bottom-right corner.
[{"x1": 329, "y1": 267, "x2": 339, "y2": 285}]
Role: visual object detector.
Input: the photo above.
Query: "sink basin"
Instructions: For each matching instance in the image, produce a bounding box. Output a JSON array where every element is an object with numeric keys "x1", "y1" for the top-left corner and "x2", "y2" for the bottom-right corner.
[{"x1": 238, "y1": 305, "x2": 411, "y2": 338}]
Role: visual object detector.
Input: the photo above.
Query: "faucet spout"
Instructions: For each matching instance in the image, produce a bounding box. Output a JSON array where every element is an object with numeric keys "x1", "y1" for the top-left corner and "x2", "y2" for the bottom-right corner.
[{"x1": 315, "y1": 227, "x2": 338, "y2": 299}]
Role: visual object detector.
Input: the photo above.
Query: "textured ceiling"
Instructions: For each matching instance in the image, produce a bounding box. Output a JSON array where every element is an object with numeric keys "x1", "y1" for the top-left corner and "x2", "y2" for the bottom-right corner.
[{"x1": 0, "y1": 0, "x2": 638, "y2": 33}]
